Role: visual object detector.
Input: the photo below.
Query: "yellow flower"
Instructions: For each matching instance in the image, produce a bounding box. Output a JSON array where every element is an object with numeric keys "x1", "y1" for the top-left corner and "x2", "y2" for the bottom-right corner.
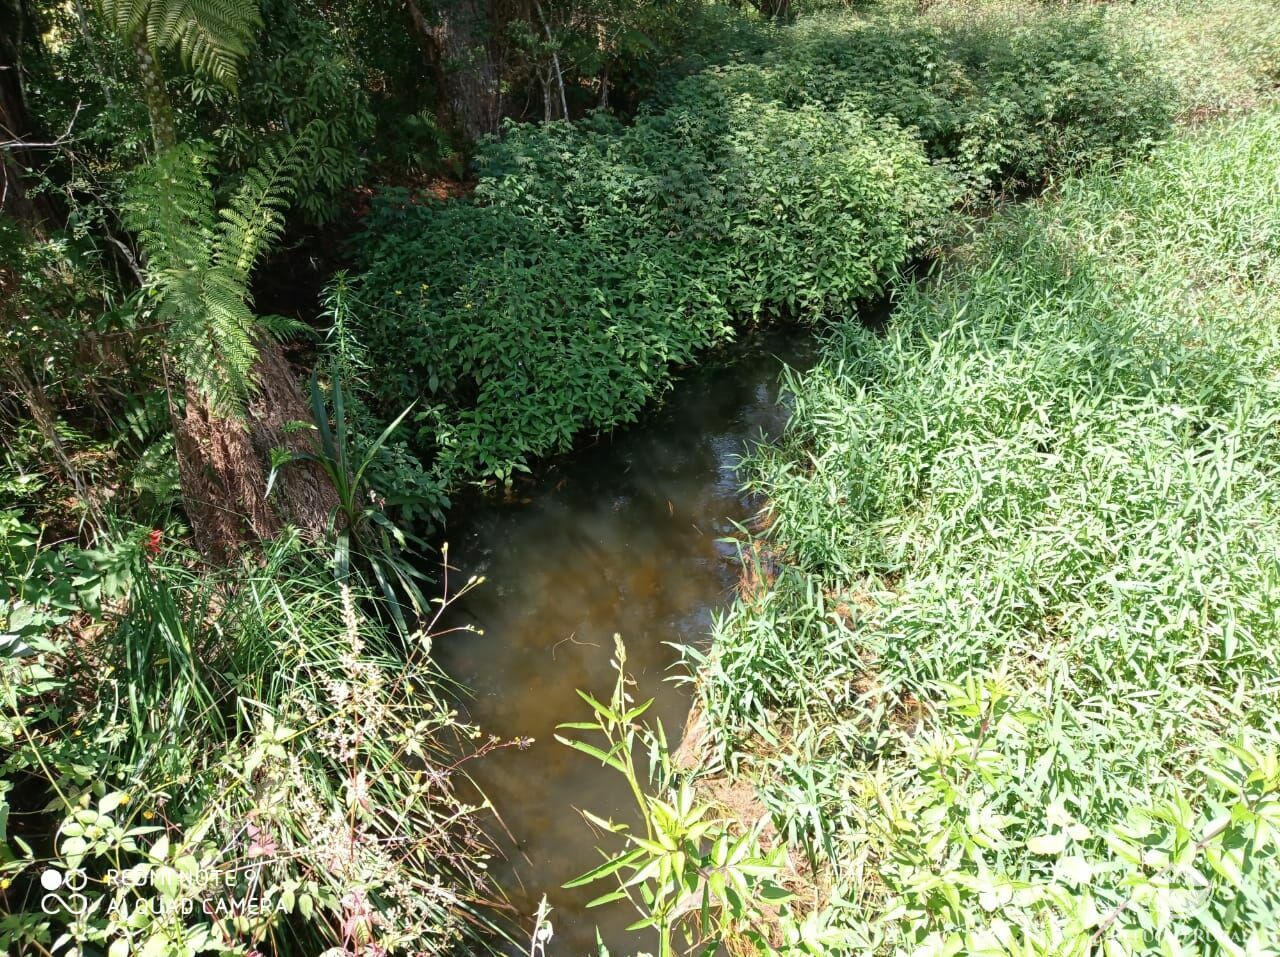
[
  {"x1": 143, "y1": 810, "x2": 155, "y2": 821},
  {"x1": 118, "y1": 793, "x2": 131, "y2": 805},
  {"x1": 0, "y1": 878, "x2": 11, "y2": 890}
]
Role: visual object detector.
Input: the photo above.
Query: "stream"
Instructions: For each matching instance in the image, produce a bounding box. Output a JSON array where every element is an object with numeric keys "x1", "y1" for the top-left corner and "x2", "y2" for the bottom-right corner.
[{"x1": 435, "y1": 328, "x2": 817, "y2": 955}]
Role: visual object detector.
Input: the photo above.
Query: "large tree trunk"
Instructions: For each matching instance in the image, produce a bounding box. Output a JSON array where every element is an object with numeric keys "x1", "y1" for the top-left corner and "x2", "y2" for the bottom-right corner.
[
  {"x1": 131, "y1": 31, "x2": 178, "y2": 149},
  {"x1": 752, "y1": 0, "x2": 791, "y2": 20},
  {"x1": 128, "y1": 37, "x2": 335, "y2": 562},
  {"x1": 0, "y1": 0, "x2": 56, "y2": 230},
  {"x1": 173, "y1": 336, "x2": 337, "y2": 564},
  {"x1": 406, "y1": 0, "x2": 502, "y2": 143}
]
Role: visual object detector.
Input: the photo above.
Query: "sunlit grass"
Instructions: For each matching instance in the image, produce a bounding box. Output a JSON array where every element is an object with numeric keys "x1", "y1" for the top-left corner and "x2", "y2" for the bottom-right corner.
[{"x1": 691, "y1": 106, "x2": 1280, "y2": 949}]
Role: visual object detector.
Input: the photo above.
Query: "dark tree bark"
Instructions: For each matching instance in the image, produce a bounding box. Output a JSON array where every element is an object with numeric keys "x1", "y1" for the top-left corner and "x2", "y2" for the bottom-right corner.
[
  {"x1": 0, "y1": 0, "x2": 56, "y2": 230},
  {"x1": 406, "y1": 0, "x2": 502, "y2": 143},
  {"x1": 751, "y1": 0, "x2": 791, "y2": 20}
]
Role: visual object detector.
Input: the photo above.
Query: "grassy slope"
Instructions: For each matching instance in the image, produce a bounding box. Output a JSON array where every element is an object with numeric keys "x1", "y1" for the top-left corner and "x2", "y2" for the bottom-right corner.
[{"x1": 695, "y1": 107, "x2": 1280, "y2": 952}]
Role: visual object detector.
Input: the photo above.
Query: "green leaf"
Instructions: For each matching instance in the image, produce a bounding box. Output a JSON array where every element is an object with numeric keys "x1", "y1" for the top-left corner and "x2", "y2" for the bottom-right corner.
[
  {"x1": 1027, "y1": 832, "x2": 1068, "y2": 855},
  {"x1": 563, "y1": 849, "x2": 645, "y2": 889}
]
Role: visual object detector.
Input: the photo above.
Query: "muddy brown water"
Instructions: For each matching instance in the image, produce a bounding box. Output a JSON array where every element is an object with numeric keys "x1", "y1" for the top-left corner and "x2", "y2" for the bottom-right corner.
[{"x1": 434, "y1": 328, "x2": 817, "y2": 955}]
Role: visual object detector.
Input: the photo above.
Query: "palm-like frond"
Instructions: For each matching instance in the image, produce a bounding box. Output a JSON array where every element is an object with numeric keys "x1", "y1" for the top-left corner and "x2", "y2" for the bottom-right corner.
[
  {"x1": 125, "y1": 136, "x2": 315, "y2": 417},
  {"x1": 214, "y1": 131, "x2": 315, "y2": 282},
  {"x1": 99, "y1": 0, "x2": 261, "y2": 87},
  {"x1": 123, "y1": 143, "x2": 215, "y2": 270}
]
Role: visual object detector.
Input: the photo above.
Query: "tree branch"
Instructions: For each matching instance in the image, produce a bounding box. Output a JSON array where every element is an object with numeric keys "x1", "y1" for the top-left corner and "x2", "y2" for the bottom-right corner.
[{"x1": 0, "y1": 100, "x2": 81, "y2": 151}]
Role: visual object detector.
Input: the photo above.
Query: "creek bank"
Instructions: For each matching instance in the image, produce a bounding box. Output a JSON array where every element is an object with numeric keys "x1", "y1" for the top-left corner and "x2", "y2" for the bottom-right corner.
[{"x1": 686, "y1": 106, "x2": 1280, "y2": 951}]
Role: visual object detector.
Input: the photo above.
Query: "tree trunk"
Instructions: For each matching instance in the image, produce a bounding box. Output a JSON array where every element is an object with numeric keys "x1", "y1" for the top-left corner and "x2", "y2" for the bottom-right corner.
[
  {"x1": 406, "y1": 0, "x2": 502, "y2": 143},
  {"x1": 131, "y1": 31, "x2": 178, "y2": 149},
  {"x1": 172, "y1": 336, "x2": 337, "y2": 564},
  {"x1": 753, "y1": 0, "x2": 791, "y2": 20},
  {"x1": 0, "y1": 0, "x2": 56, "y2": 230},
  {"x1": 127, "y1": 35, "x2": 336, "y2": 562}
]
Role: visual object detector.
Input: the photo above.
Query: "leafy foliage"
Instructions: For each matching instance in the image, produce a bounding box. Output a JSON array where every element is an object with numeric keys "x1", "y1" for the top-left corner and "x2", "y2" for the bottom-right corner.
[
  {"x1": 352, "y1": 0, "x2": 1184, "y2": 490},
  {"x1": 97, "y1": 0, "x2": 262, "y2": 87},
  {"x1": 123, "y1": 136, "x2": 312, "y2": 415},
  {"x1": 0, "y1": 519, "x2": 505, "y2": 955},
  {"x1": 268, "y1": 375, "x2": 435, "y2": 637},
  {"x1": 557, "y1": 638, "x2": 812, "y2": 957},
  {"x1": 206, "y1": 0, "x2": 375, "y2": 222},
  {"x1": 354, "y1": 91, "x2": 947, "y2": 485},
  {"x1": 758, "y1": 5, "x2": 1174, "y2": 196},
  {"x1": 692, "y1": 106, "x2": 1280, "y2": 954}
]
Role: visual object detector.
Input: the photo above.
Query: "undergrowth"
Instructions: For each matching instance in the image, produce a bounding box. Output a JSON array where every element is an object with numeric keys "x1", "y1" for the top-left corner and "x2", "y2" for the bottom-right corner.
[
  {"x1": 0, "y1": 522, "x2": 505, "y2": 955},
  {"x1": 352, "y1": 0, "x2": 1265, "y2": 492},
  {"x1": 691, "y1": 106, "x2": 1280, "y2": 953}
]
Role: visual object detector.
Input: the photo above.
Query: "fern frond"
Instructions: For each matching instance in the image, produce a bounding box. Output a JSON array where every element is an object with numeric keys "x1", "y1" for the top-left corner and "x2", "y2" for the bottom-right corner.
[
  {"x1": 99, "y1": 0, "x2": 261, "y2": 88},
  {"x1": 257, "y1": 313, "x2": 310, "y2": 342},
  {"x1": 113, "y1": 393, "x2": 180, "y2": 501},
  {"x1": 126, "y1": 141, "x2": 306, "y2": 418},
  {"x1": 214, "y1": 126, "x2": 318, "y2": 282},
  {"x1": 191, "y1": 267, "x2": 263, "y2": 414},
  {"x1": 124, "y1": 144, "x2": 215, "y2": 274},
  {"x1": 101, "y1": 0, "x2": 152, "y2": 40}
]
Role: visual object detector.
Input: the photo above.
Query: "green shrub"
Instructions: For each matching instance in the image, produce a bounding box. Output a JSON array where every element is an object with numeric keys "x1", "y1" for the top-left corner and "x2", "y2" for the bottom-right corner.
[
  {"x1": 352, "y1": 1, "x2": 1188, "y2": 490},
  {"x1": 354, "y1": 93, "x2": 946, "y2": 484},
  {"x1": 743, "y1": 4, "x2": 1176, "y2": 195}
]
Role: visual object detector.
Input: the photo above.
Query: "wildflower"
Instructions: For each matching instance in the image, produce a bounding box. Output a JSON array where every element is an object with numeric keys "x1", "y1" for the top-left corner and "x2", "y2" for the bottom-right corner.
[
  {"x1": 144, "y1": 528, "x2": 163, "y2": 559},
  {"x1": 0, "y1": 878, "x2": 10, "y2": 890},
  {"x1": 143, "y1": 810, "x2": 155, "y2": 821},
  {"x1": 348, "y1": 771, "x2": 372, "y2": 813},
  {"x1": 246, "y1": 823, "x2": 278, "y2": 859}
]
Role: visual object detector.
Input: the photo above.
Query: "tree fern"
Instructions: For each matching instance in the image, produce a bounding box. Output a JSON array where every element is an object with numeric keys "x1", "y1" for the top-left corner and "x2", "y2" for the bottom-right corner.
[
  {"x1": 97, "y1": 0, "x2": 261, "y2": 88},
  {"x1": 125, "y1": 132, "x2": 315, "y2": 417}
]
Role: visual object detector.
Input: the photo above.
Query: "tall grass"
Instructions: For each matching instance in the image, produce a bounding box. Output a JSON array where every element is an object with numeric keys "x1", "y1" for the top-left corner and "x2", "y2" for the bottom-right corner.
[
  {"x1": 692, "y1": 107, "x2": 1280, "y2": 951},
  {"x1": 1, "y1": 529, "x2": 505, "y2": 955}
]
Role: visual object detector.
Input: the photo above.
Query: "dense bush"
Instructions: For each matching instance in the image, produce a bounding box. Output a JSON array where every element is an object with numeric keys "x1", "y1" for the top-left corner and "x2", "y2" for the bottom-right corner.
[
  {"x1": 694, "y1": 106, "x2": 1280, "y2": 953},
  {"x1": 352, "y1": 1, "x2": 1179, "y2": 490},
  {"x1": 761, "y1": 6, "x2": 1175, "y2": 195},
  {"x1": 354, "y1": 92, "x2": 946, "y2": 483}
]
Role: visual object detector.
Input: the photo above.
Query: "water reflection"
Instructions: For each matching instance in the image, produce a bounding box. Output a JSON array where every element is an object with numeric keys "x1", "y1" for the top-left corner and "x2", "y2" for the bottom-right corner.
[{"x1": 435, "y1": 328, "x2": 815, "y2": 955}]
